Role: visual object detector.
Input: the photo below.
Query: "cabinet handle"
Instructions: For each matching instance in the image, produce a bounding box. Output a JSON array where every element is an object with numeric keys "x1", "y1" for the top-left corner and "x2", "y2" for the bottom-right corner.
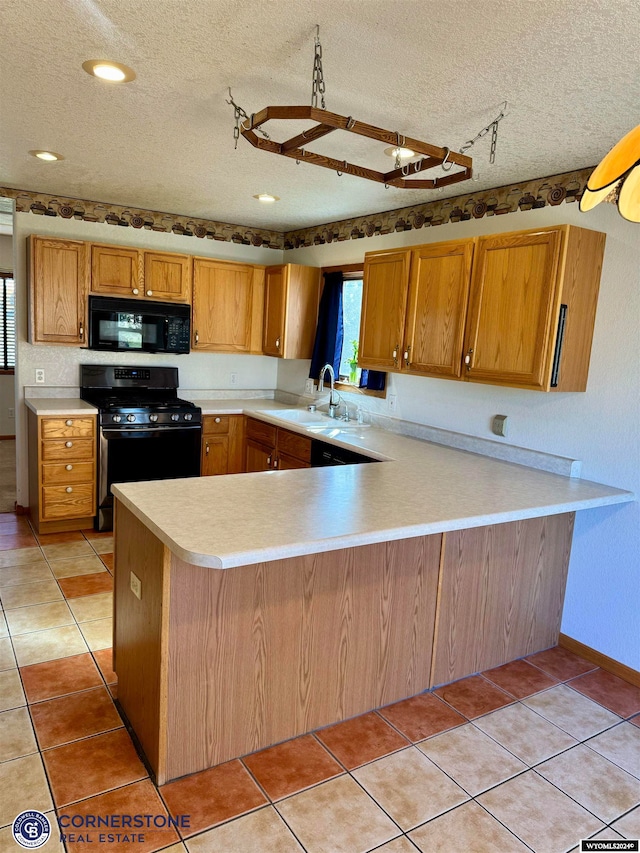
[
  {"x1": 65, "y1": 464, "x2": 73, "y2": 471},
  {"x1": 65, "y1": 419, "x2": 73, "y2": 426},
  {"x1": 132, "y1": 288, "x2": 139, "y2": 295},
  {"x1": 65, "y1": 441, "x2": 73, "y2": 448},
  {"x1": 464, "y1": 348, "x2": 474, "y2": 370},
  {"x1": 79, "y1": 321, "x2": 84, "y2": 340},
  {"x1": 195, "y1": 330, "x2": 199, "y2": 345},
  {"x1": 66, "y1": 486, "x2": 73, "y2": 493},
  {"x1": 392, "y1": 343, "x2": 399, "y2": 367},
  {"x1": 214, "y1": 417, "x2": 221, "y2": 423},
  {"x1": 205, "y1": 442, "x2": 210, "y2": 456},
  {"x1": 146, "y1": 290, "x2": 153, "y2": 296},
  {"x1": 273, "y1": 458, "x2": 279, "y2": 469},
  {"x1": 266, "y1": 455, "x2": 272, "y2": 467},
  {"x1": 404, "y1": 345, "x2": 411, "y2": 367},
  {"x1": 275, "y1": 337, "x2": 281, "y2": 350}
]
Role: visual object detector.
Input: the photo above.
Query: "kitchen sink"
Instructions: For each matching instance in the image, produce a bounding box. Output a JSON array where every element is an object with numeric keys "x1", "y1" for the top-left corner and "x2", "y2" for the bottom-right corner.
[{"x1": 259, "y1": 408, "x2": 370, "y2": 430}]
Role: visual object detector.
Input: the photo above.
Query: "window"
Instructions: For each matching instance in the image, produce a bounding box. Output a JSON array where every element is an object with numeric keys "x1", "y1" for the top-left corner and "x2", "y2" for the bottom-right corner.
[
  {"x1": 0, "y1": 272, "x2": 15, "y2": 372},
  {"x1": 338, "y1": 277, "x2": 363, "y2": 384}
]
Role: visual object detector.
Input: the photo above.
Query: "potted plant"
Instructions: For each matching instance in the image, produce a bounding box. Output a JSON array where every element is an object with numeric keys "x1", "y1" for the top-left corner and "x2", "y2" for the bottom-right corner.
[{"x1": 349, "y1": 340, "x2": 359, "y2": 384}]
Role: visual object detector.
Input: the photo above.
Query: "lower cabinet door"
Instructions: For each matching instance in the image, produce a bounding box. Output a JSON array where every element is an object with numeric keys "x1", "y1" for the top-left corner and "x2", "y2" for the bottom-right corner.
[
  {"x1": 201, "y1": 435, "x2": 229, "y2": 476},
  {"x1": 245, "y1": 439, "x2": 273, "y2": 472}
]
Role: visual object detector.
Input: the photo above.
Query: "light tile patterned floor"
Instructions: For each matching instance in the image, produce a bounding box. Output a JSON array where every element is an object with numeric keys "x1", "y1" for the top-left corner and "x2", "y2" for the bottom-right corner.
[{"x1": 0, "y1": 511, "x2": 639, "y2": 853}]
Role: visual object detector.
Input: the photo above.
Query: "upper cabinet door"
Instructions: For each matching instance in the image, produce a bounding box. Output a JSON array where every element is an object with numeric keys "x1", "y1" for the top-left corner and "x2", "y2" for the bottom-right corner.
[
  {"x1": 91, "y1": 245, "x2": 141, "y2": 297},
  {"x1": 403, "y1": 240, "x2": 474, "y2": 377},
  {"x1": 359, "y1": 251, "x2": 410, "y2": 371},
  {"x1": 192, "y1": 259, "x2": 255, "y2": 352},
  {"x1": 144, "y1": 252, "x2": 191, "y2": 303},
  {"x1": 29, "y1": 237, "x2": 89, "y2": 345},
  {"x1": 263, "y1": 266, "x2": 287, "y2": 357},
  {"x1": 463, "y1": 229, "x2": 563, "y2": 390}
]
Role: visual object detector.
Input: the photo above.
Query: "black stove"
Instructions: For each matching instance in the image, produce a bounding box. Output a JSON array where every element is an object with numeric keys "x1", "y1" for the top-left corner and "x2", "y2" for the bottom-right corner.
[
  {"x1": 80, "y1": 366, "x2": 202, "y2": 427},
  {"x1": 80, "y1": 365, "x2": 203, "y2": 531}
]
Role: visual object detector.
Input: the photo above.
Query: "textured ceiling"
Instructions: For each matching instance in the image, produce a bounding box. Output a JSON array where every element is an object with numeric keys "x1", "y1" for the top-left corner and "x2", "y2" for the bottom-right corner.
[{"x1": 1, "y1": 0, "x2": 638, "y2": 232}]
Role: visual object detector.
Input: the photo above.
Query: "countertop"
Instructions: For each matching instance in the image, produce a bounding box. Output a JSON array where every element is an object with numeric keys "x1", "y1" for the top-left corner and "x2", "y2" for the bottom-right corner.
[
  {"x1": 112, "y1": 402, "x2": 635, "y2": 569},
  {"x1": 25, "y1": 398, "x2": 98, "y2": 416}
]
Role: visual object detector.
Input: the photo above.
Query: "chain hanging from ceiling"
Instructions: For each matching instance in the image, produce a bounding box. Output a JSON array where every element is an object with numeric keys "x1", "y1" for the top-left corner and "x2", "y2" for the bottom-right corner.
[{"x1": 225, "y1": 26, "x2": 507, "y2": 189}]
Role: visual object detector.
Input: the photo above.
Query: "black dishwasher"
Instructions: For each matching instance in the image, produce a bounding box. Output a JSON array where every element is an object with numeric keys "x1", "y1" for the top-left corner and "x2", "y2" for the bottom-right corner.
[{"x1": 311, "y1": 440, "x2": 376, "y2": 467}]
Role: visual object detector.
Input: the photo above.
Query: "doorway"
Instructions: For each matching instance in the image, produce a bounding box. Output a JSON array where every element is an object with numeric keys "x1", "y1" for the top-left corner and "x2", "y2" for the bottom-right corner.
[{"x1": 0, "y1": 203, "x2": 16, "y2": 512}]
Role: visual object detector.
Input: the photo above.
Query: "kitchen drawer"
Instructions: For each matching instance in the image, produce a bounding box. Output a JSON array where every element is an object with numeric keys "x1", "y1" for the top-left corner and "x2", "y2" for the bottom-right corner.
[
  {"x1": 246, "y1": 417, "x2": 277, "y2": 446},
  {"x1": 41, "y1": 438, "x2": 95, "y2": 462},
  {"x1": 41, "y1": 418, "x2": 95, "y2": 439},
  {"x1": 278, "y1": 428, "x2": 312, "y2": 463},
  {"x1": 41, "y1": 483, "x2": 95, "y2": 520},
  {"x1": 202, "y1": 415, "x2": 230, "y2": 435},
  {"x1": 42, "y1": 461, "x2": 95, "y2": 486}
]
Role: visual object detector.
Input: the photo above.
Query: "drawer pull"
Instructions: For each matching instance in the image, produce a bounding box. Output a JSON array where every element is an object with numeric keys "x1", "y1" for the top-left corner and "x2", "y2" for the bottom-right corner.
[
  {"x1": 215, "y1": 417, "x2": 221, "y2": 423},
  {"x1": 65, "y1": 464, "x2": 73, "y2": 471},
  {"x1": 132, "y1": 288, "x2": 139, "y2": 295},
  {"x1": 146, "y1": 290, "x2": 153, "y2": 296},
  {"x1": 66, "y1": 487, "x2": 73, "y2": 493},
  {"x1": 65, "y1": 441, "x2": 73, "y2": 448},
  {"x1": 65, "y1": 419, "x2": 73, "y2": 427}
]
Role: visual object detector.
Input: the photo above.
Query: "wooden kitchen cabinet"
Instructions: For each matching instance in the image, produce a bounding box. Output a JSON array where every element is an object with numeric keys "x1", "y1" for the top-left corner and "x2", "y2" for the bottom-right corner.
[
  {"x1": 28, "y1": 411, "x2": 97, "y2": 533},
  {"x1": 28, "y1": 236, "x2": 89, "y2": 345},
  {"x1": 245, "y1": 417, "x2": 311, "y2": 471},
  {"x1": 463, "y1": 225, "x2": 606, "y2": 391},
  {"x1": 192, "y1": 259, "x2": 264, "y2": 353},
  {"x1": 359, "y1": 225, "x2": 605, "y2": 391},
  {"x1": 201, "y1": 415, "x2": 244, "y2": 476},
  {"x1": 263, "y1": 264, "x2": 322, "y2": 358},
  {"x1": 91, "y1": 244, "x2": 191, "y2": 303},
  {"x1": 359, "y1": 240, "x2": 473, "y2": 377}
]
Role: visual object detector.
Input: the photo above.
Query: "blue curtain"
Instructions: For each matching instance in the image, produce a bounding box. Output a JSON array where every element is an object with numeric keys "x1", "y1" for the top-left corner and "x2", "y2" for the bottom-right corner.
[{"x1": 309, "y1": 271, "x2": 344, "y2": 380}]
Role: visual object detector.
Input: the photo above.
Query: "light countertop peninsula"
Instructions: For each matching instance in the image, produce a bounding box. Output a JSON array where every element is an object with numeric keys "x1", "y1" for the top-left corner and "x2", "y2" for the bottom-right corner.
[
  {"x1": 112, "y1": 402, "x2": 634, "y2": 569},
  {"x1": 25, "y1": 398, "x2": 98, "y2": 416}
]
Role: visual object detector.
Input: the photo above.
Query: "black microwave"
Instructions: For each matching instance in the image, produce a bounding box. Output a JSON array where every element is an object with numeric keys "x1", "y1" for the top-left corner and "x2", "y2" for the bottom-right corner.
[{"x1": 88, "y1": 296, "x2": 191, "y2": 354}]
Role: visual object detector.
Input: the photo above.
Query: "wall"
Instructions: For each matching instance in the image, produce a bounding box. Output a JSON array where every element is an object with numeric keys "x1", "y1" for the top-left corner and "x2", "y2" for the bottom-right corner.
[
  {"x1": 281, "y1": 203, "x2": 640, "y2": 670},
  {"x1": 0, "y1": 234, "x2": 16, "y2": 437},
  {"x1": 13, "y1": 214, "x2": 282, "y2": 506}
]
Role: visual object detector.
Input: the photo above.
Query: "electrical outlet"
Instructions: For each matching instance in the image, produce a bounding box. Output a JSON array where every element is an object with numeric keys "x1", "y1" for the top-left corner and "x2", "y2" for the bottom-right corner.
[
  {"x1": 492, "y1": 414, "x2": 508, "y2": 437},
  {"x1": 130, "y1": 571, "x2": 142, "y2": 600},
  {"x1": 388, "y1": 394, "x2": 397, "y2": 413},
  {"x1": 230, "y1": 372, "x2": 238, "y2": 386},
  {"x1": 8, "y1": 408, "x2": 14, "y2": 419},
  {"x1": 305, "y1": 379, "x2": 315, "y2": 394},
  {"x1": 35, "y1": 368, "x2": 45, "y2": 384}
]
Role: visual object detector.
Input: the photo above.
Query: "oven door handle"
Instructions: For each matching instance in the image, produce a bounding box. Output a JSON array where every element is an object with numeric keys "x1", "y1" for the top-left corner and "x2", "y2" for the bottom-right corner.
[{"x1": 100, "y1": 425, "x2": 202, "y2": 438}]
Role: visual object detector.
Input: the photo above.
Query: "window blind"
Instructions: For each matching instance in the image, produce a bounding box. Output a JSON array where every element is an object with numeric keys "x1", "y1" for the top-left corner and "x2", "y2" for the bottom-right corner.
[{"x1": 0, "y1": 273, "x2": 15, "y2": 370}]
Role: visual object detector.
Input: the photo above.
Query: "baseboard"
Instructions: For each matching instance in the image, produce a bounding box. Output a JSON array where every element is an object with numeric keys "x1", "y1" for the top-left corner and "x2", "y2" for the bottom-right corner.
[
  {"x1": 559, "y1": 633, "x2": 640, "y2": 688},
  {"x1": 0, "y1": 435, "x2": 15, "y2": 440},
  {"x1": 14, "y1": 504, "x2": 28, "y2": 516}
]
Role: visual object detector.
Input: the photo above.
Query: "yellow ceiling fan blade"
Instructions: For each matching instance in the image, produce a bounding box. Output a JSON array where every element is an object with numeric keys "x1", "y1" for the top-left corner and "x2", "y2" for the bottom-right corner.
[
  {"x1": 617, "y1": 163, "x2": 640, "y2": 222},
  {"x1": 587, "y1": 123, "x2": 640, "y2": 192},
  {"x1": 579, "y1": 183, "x2": 617, "y2": 213}
]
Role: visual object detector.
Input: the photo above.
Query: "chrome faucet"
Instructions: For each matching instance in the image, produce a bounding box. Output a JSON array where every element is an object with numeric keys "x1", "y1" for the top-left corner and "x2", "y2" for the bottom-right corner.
[{"x1": 318, "y1": 363, "x2": 340, "y2": 417}]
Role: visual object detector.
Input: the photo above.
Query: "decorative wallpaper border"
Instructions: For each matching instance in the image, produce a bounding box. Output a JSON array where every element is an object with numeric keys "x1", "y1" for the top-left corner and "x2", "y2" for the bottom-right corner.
[
  {"x1": 282, "y1": 167, "x2": 594, "y2": 248},
  {"x1": 0, "y1": 166, "x2": 594, "y2": 251},
  {"x1": 0, "y1": 187, "x2": 284, "y2": 249}
]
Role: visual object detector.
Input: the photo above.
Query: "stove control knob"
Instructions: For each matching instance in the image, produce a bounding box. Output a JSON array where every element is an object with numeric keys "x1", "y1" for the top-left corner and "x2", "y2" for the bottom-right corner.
[
  {"x1": 184, "y1": 413, "x2": 193, "y2": 421},
  {"x1": 112, "y1": 414, "x2": 122, "y2": 423},
  {"x1": 149, "y1": 414, "x2": 159, "y2": 423},
  {"x1": 127, "y1": 414, "x2": 136, "y2": 423},
  {"x1": 171, "y1": 414, "x2": 180, "y2": 422}
]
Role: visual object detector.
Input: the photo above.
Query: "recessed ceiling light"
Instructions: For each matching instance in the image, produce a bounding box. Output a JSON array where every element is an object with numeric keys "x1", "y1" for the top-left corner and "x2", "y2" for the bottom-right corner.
[
  {"x1": 384, "y1": 146, "x2": 416, "y2": 160},
  {"x1": 82, "y1": 60, "x2": 136, "y2": 83},
  {"x1": 253, "y1": 193, "x2": 279, "y2": 203},
  {"x1": 29, "y1": 150, "x2": 64, "y2": 162}
]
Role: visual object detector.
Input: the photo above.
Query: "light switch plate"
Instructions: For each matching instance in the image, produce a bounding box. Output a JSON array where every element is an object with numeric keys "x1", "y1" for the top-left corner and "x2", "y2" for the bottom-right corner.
[
  {"x1": 305, "y1": 379, "x2": 315, "y2": 394},
  {"x1": 130, "y1": 571, "x2": 142, "y2": 599}
]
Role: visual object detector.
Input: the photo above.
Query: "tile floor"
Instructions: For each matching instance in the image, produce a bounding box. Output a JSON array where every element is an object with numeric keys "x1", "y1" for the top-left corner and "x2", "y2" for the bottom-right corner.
[{"x1": 0, "y1": 511, "x2": 639, "y2": 853}]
